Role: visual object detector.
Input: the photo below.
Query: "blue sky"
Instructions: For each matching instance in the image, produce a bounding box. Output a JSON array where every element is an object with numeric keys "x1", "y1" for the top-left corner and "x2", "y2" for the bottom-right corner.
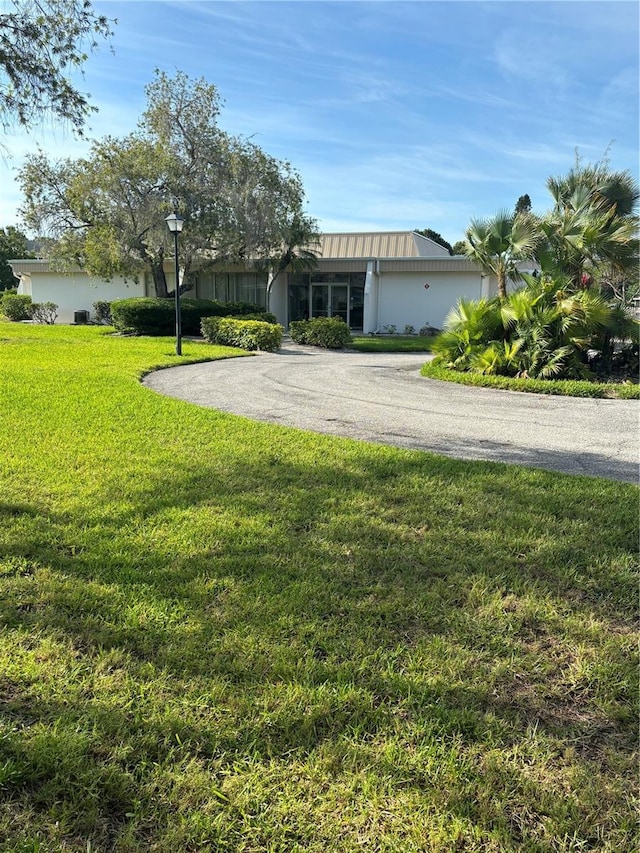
[{"x1": 1, "y1": 0, "x2": 638, "y2": 243}]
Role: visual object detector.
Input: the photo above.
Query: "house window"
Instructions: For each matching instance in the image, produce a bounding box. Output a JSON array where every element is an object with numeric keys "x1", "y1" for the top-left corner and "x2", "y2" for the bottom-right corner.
[
  {"x1": 311, "y1": 272, "x2": 349, "y2": 284},
  {"x1": 198, "y1": 271, "x2": 267, "y2": 306},
  {"x1": 289, "y1": 273, "x2": 310, "y2": 287}
]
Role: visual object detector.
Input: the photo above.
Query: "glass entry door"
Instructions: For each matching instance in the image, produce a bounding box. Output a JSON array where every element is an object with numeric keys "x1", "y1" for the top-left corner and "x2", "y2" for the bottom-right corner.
[
  {"x1": 331, "y1": 285, "x2": 348, "y2": 323},
  {"x1": 311, "y1": 284, "x2": 329, "y2": 318},
  {"x1": 289, "y1": 274, "x2": 366, "y2": 329},
  {"x1": 311, "y1": 284, "x2": 349, "y2": 322},
  {"x1": 349, "y1": 285, "x2": 364, "y2": 330}
]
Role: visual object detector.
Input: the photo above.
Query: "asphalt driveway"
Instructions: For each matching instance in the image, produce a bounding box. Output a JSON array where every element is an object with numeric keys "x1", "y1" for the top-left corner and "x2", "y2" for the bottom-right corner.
[{"x1": 143, "y1": 344, "x2": 639, "y2": 483}]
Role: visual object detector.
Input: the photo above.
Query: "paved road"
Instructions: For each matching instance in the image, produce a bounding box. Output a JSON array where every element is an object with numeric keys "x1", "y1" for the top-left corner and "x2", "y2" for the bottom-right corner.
[{"x1": 144, "y1": 344, "x2": 639, "y2": 483}]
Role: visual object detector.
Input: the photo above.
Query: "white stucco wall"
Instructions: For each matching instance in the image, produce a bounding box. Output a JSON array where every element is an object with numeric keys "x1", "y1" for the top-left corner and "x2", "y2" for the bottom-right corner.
[
  {"x1": 267, "y1": 272, "x2": 287, "y2": 324},
  {"x1": 376, "y1": 271, "x2": 484, "y2": 331},
  {"x1": 21, "y1": 271, "x2": 146, "y2": 324}
]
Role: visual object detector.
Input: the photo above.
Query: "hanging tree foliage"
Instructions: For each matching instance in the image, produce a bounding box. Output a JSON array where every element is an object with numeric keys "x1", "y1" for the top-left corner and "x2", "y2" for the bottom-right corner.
[
  {"x1": 0, "y1": 0, "x2": 114, "y2": 132},
  {"x1": 18, "y1": 70, "x2": 319, "y2": 297}
]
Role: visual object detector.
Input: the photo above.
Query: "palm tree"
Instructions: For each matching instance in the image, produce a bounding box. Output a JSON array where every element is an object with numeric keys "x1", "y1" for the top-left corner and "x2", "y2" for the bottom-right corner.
[
  {"x1": 547, "y1": 161, "x2": 639, "y2": 218},
  {"x1": 261, "y1": 212, "x2": 320, "y2": 312},
  {"x1": 541, "y1": 162, "x2": 639, "y2": 291},
  {"x1": 431, "y1": 297, "x2": 503, "y2": 369},
  {"x1": 464, "y1": 210, "x2": 540, "y2": 300},
  {"x1": 270, "y1": 212, "x2": 321, "y2": 278}
]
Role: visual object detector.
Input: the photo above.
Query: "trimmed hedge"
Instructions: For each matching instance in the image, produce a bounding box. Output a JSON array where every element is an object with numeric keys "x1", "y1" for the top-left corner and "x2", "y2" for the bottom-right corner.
[
  {"x1": 421, "y1": 360, "x2": 640, "y2": 399},
  {"x1": 110, "y1": 297, "x2": 267, "y2": 336},
  {"x1": 1, "y1": 293, "x2": 32, "y2": 321},
  {"x1": 201, "y1": 316, "x2": 283, "y2": 352},
  {"x1": 234, "y1": 312, "x2": 278, "y2": 324},
  {"x1": 289, "y1": 317, "x2": 352, "y2": 349}
]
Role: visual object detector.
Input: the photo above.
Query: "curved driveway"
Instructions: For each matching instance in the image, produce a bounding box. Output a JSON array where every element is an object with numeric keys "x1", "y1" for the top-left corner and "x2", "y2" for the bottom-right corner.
[{"x1": 144, "y1": 344, "x2": 639, "y2": 483}]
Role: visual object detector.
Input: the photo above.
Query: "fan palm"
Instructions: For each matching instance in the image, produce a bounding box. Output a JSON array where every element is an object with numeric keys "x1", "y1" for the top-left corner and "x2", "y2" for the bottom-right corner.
[
  {"x1": 260, "y1": 212, "x2": 320, "y2": 311},
  {"x1": 539, "y1": 194, "x2": 639, "y2": 289},
  {"x1": 432, "y1": 297, "x2": 503, "y2": 369},
  {"x1": 541, "y1": 163, "x2": 639, "y2": 290},
  {"x1": 464, "y1": 210, "x2": 540, "y2": 300},
  {"x1": 547, "y1": 162, "x2": 639, "y2": 218}
]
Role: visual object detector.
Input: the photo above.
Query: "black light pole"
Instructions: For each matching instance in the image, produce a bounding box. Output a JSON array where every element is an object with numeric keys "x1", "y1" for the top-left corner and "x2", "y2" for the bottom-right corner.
[{"x1": 165, "y1": 213, "x2": 184, "y2": 355}]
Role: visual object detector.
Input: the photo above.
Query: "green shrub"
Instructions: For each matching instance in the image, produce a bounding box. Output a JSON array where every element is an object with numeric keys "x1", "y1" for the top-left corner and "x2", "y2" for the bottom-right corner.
[
  {"x1": 181, "y1": 299, "x2": 265, "y2": 335},
  {"x1": 201, "y1": 316, "x2": 282, "y2": 352},
  {"x1": 234, "y1": 312, "x2": 278, "y2": 324},
  {"x1": 431, "y1": 283, "x2": 640, "y2": 384},
  {"x1": 92, "y1": 300, "x2": 113, "y2": 325},
  {"x1": 421, "y1": 360, "x2": 640, "y2": 399},
  {"x1": 288, "y1": 320, "x2": 311, "y2": 344},
  {"x1": 110, "y1": 297, "x2": 266, "y2": 336},
  {"x1": 31, "y1": 302, "x2": 58, "y2": 324},
  {"x1": 1, "y1": 293, "x2": 32, "y2": 321},
  {"x1": 289, "y1": 317, "x2": 352, "y2": 349},
  {"x1": 111, "y1": 297, "x2": 173, "y2": 334}
]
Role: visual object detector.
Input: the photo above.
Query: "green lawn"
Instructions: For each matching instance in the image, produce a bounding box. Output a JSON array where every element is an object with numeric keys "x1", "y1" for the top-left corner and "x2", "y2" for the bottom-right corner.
[
  {"x1": 350, "y1": 334, "x2": 436, "y2": 353},
  {"x1": 0, "y1": 323, "x2": 637, "y2": 852}
]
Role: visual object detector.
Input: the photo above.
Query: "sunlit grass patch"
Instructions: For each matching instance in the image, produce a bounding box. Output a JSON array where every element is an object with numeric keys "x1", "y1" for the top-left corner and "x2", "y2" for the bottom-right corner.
[
  {"x1": 0, "y1": 323, "x2": 637, "y2": 851},
  {"x1": 350, "y1": 334, "x2": 436, "y2": 352}
]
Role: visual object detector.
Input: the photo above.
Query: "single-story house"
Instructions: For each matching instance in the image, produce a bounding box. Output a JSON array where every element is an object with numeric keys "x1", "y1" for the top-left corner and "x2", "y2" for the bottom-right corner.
[{"x1": 10, "y1": 231, "x2": 507, "y2": 332}]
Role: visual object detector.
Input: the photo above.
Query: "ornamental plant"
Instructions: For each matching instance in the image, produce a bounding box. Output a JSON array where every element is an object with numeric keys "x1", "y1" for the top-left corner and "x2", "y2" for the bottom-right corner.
[
  {"x1": 92, "y1": 300, "x2": 113, "y2": 325},
  {"x1": 110, "y1": 297, "x2": 266, "y2": 335},
  {"x1": 431, "y1": 274, "x2": 639, "y2": 382},
  {"x1": 31, "y1": 301, "x2": 58, "y2": 324},
  {"x1": 0, "y1": 293, "x2": 32, "y2": 321},
  {"x1": 289, "y1": 317, "x2": 352, "y2": 349},
  {"x1": 200, "y1": 316, "x2": 282, "y2": 351}
]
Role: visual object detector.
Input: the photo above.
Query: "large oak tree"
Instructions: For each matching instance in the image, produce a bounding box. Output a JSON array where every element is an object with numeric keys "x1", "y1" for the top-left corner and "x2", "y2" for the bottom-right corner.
[{"x1": 18, "y1": 71, "x2": 319, "y2": 297}]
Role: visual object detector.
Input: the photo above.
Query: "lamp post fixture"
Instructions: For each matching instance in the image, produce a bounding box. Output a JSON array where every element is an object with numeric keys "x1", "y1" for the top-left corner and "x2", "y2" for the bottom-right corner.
[{"x1": 165, "y1": 212, "x2": 184, "y2": 355}]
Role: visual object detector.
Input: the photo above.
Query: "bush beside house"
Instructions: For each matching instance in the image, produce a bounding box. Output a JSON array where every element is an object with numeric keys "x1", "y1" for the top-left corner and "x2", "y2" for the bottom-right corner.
[
  {"x1": 110, "y1": 297, "x2": 268, "y2": 336},
  {"x1": 92, "y1": 301, "x2": 113, "y2": 325},
  {"x1": 289, "y1": 317, "x2": 352, "y2": 349},
  {"x1": 201, "y1": 316, "x2": 283, "y2": 352},
  {"x1": 31, "y1": 302, "x2": 58, "y2": 324},
  {"x1": 1, "y1": 292, "x2": 33, "y2": 321},
  {"x1": 431, "y1": 279, "x2": 639, "y2": 385}
]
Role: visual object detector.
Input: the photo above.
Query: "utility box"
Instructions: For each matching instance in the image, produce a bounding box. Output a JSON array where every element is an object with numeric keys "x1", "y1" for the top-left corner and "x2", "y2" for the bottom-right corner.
[{"x1": 74, "y1": 310, "x2": 90, "y2": 324}]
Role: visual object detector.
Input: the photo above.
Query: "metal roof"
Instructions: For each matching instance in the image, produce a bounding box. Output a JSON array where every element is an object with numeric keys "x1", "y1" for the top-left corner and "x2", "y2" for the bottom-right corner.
[
  {"x1": 318, "y1": 231, "x2": 450, "y2": 259},
  {"x1": 10, "y1": 232, "x2": 461, "y2": 276}
]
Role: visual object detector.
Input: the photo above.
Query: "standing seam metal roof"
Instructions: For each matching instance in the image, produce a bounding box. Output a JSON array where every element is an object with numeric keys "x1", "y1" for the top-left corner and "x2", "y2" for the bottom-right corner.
[{"x1": 318, "y1": 231, "x2": 450, "y2": 259}]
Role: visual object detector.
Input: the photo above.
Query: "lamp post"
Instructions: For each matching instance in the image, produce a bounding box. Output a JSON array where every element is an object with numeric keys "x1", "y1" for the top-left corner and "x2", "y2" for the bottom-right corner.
[{"x1": 165, "y1": 212, "x2": 184, "y2": 355}]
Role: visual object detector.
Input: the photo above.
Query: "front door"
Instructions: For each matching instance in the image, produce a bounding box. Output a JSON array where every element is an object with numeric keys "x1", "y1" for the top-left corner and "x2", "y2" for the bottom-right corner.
[
  {"x1": 349, "y1": 285, "x2": 364, "y2": 331},
  {"x1": 310, "y1": 284, "x2": 349, "y2": 322},
  {"x1": 331, "y1": 285, "x2": 348, "y2": 323},
  {"x1": 311, "y1": 284, "x2": 329, "y2": 318},
  {"x1": 288, "y1": 275, "x2": 365, "y2": 329}
]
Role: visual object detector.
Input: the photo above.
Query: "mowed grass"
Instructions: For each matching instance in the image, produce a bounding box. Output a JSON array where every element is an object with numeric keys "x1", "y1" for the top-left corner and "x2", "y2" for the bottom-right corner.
[
  {"x1": 0, "y1": 323, "x2": 637, "y2": 853},
  {"x1": 350, "y1": 334, "x2": 436, "y2": 352}
]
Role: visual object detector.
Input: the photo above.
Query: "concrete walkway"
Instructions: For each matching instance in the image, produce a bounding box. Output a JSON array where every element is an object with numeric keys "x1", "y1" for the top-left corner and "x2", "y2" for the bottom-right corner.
[{"x1": 143, "y1": 344, "x2": 639, "y2": 483}]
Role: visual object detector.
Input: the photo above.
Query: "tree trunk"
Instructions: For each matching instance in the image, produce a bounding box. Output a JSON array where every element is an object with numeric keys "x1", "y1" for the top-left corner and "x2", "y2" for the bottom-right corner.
[
  {"x1": 178, "y1": 260, "x2": 194, "y2": 296},
  {"x1": 151, "y1": 260, "x2": 169, "y2": 297},
  {"x1": 497, "y1": 270, "x2": 507, "y2": 300}
]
